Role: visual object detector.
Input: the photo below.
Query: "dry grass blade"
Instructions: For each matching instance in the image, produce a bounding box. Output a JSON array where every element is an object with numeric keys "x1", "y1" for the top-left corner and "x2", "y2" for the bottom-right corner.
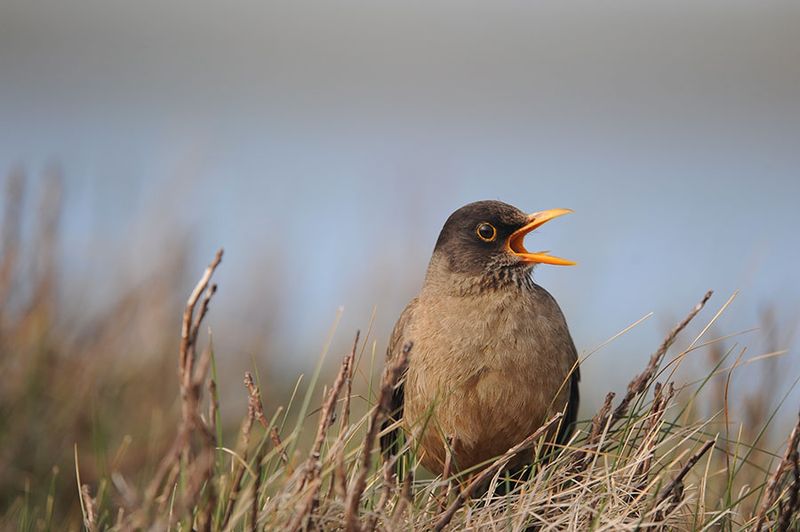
[
  {"x1": 589, "y1": 393, "x2": 614, "y2": 446},
  {"x1": 221, "y1": 374, "x2": 258, "y2": 529},
  {"x1": 331, "y1": 332, "x2": 359, "y2": 501},
  {"x1": 612, "y1": 290, "x2": 713, "y2": 424},
  {"x1": 287, "y1": 331, "x2": 360, "y2": 530},
  {"x1": 635, "y1": 382, "x2": 675, "y2": 488},
  {"x1": 573, "y1": 391, "x2": 615, "y2": 471},
  {"x1": 140, "y1": 248, "x2": 223, "y2": 527},
  {"x1": 437, "y1": 437, "x2": 455, "y2": 512},
  {"x1": 344, "y1": 341, "x2": 412, "y2": 532},
  {"x1": 657, "y1": 439, "x2": 715, "y2": 507},
  {"x1": 340, "y1": 331, "x2": 358, "y2": 432},
  {"x1": 250, "y1": 442, "x2": 267, "y2": 532},
  {"x1": 364, "y1": 460, "x2": 395, "y2": 532},
  {"x1": 755, "y1": 410, "x2": 800, "y2": 530},
  {"x1": 389, "y1": 467, "x2": 414, "y2": 529},
  {"x1": 244, "y1": 371, "x2": 289, "y2": 466},
  {"x1": 433, "y1": 412, "x2": 563, "y2": 532},
  {"x1": 80, "y1": 484, "x2": 97, "y2": 532},
  {"x1": 776, "y1": 450, "x2": 799, "y2": 531},
  {"x1": 74, "y1": 444, "x2": 94, "y2": 532},
  {"x1": 303, "y1": 331, "x2": 360, "y2": 490}
]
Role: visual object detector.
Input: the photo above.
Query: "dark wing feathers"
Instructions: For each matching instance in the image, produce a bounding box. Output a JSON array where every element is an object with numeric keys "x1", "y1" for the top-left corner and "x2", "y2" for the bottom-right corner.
[{"x1": 380, "y1": 298, "x2": 417, "y2": 459}]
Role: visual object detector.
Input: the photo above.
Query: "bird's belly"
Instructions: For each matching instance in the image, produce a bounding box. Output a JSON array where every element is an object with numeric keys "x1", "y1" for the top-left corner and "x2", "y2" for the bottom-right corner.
[{"x1": 404, "y1": 350, "x2": 564, "y2": 473}]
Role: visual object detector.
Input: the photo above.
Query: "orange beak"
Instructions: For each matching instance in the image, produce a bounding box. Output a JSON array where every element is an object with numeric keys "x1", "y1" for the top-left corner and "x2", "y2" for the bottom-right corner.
[{"x1": 506, "y1": 208, "x2": 576, "y2": 266}]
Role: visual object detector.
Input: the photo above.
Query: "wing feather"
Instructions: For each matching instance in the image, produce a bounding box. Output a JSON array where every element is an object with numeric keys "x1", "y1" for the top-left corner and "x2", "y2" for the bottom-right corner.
[{"x1": 380, "y1": 298, "x2": 417, "y2": 458}]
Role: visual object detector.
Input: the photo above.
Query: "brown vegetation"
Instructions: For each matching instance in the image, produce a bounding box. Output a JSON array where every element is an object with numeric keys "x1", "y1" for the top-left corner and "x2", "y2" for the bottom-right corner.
[{"x1": 1, "y1": 171, "x2": 799, "y2": 530}]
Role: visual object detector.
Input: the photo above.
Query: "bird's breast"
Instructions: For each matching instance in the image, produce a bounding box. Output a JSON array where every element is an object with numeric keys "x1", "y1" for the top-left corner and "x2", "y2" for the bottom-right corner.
[{"x1": 403, "y1": 285, "x2": 574, "y2": 472}]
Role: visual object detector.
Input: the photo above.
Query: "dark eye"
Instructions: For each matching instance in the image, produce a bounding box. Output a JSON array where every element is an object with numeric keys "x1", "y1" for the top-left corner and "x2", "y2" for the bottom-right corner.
[{"x1": 476, "y1": 222, "x2": 497, "y2": 242}]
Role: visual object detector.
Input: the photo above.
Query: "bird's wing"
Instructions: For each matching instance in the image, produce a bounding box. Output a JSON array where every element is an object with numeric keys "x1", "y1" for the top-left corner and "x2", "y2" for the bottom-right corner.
[
  {"x1": 380, "y1": 297, "x2": 418, "y2": 459},
  {"x1": 556, "y1": 346, "x2": 580, "y2": 447}
]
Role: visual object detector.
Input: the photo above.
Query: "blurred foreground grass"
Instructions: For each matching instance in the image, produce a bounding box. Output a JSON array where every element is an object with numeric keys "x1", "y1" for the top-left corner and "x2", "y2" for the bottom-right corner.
[{"x1": 1, "y1": 171, "x2": 798, "y2": 531}]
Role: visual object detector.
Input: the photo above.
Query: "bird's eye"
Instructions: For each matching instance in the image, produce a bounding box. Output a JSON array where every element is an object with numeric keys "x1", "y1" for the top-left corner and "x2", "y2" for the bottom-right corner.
[{"x1": 476, "y1": 222, "x2": 497, "y2": 242}]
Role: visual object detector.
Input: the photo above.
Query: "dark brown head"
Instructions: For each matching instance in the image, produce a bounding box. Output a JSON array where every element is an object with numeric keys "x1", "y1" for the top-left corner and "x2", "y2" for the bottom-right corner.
[{"x1": 429, "y1": 200, "x2": 575, "y2": 283}]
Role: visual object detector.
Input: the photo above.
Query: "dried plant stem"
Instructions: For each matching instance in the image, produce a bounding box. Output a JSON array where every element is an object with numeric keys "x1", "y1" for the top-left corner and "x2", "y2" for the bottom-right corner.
[
  {"x1": 364, "y1": 461, "x2": 394, "y2": 532},
  {"x1": 656, "y1": 438, "x2": 715, "y2": 521},
  {"x1": 433, "y1": 412, "x2": 563, "y2": 532},
  {"x1": 776, "y1": 451, "x2": 800, "y2": 531},
  {"x1": 289, "y1": 332, "x2": 360, "y2": 530},
  {"x1": 302, "y1": 331, "x2": 360, "y2": 491},
  {"x1": 635, "y1": 382, "x2": 675, "y2": 488},
  {"x1": 612, "y1": 290, "x2": 713, "y2": 424},
  {"x1": 245, "y1": 371, "x2": 289, "y2": 465},
  {"x1": 589, "y1": 392, "x2": 615, "y2": 445},
  {"x1": 208, "y1": 378, "x2": 219, "y2": 441},
  {"x1": 250, "y1": 443, "x2": 266, "y2": 532},
  {"x1": 755, "y1": 411, "x2": 800, "y2": 530},
  {"x1": 389, "y1": 468, "x2": 414, "y2": 529},
  {"x1": 330, "y1": 332, "x2": 359, "y2": 499},
  {"x1": 221, "y1": 377, "x2": 257, "y2": 530},
  {"x1": 437, "y1": 436, "x2": 455, "y2": 513},
  {"x1": 333, "y1": 440, "x2": 349, "y2": 501},
  {"x1": 344, "y1": 342, "x2": 412, "y2": 532},
  {"x1": 80, "y1": 484, "x2": 97, "y2": 532},
  {"x1": 340, "y1": 332, "x2": 358, "y2": 432},
  {"x1": 288, "y1": 478, "x2": 322, "y2": 531},
  {"x1": 140, "y1": 249, "x2": 223, "y2": 527}
]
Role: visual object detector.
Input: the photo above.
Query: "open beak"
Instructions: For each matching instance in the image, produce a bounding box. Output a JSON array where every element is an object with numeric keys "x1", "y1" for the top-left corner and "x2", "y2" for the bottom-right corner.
[{"x1": 506, "y1": 208, "x2": 576, "y2": 266}]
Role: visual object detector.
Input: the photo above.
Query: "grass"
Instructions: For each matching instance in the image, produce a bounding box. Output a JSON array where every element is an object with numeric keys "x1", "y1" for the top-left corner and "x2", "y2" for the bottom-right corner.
[{"x1": 1, "y1": 171, "x2": 799, "y2": 530}]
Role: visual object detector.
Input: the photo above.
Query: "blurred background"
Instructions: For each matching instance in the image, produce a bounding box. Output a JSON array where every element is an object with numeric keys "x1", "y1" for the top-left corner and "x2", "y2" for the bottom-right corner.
[{"x1": 1, "y1": 0, "x2": 799, "y2": 526}]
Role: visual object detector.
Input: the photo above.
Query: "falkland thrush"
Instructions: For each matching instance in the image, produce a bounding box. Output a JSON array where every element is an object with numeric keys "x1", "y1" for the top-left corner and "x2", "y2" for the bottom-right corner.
[{"x1": 381, "y1": 200, "x2": 579, "y2": 475}]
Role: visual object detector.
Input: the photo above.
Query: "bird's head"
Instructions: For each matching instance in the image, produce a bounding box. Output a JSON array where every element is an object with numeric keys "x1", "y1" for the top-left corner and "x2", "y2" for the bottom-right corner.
[{"x1": 429, "y1": 200, "x2": 575, "y2": 284}]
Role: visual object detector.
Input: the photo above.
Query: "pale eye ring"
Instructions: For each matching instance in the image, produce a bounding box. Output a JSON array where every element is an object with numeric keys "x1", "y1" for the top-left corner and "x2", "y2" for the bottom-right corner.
[{"x1": 476, "y1": 222, "x2": 497, "y2": 242}]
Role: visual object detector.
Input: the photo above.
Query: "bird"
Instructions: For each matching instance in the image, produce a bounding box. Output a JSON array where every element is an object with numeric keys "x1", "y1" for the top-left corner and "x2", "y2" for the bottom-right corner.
[{"x1": 381, "y1": 200, "x2": 580, "y2": 476}]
